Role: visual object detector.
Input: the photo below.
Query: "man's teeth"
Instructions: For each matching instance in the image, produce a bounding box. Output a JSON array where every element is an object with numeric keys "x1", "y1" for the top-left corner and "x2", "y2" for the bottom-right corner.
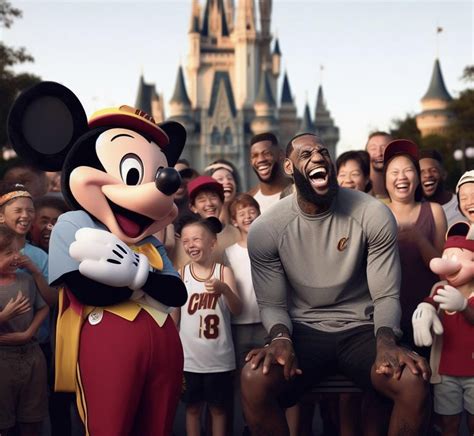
[
  {"x1": 423, "y1": 181, "x2": 435, "y2": 187},
  {"x1": 309, "y1": 168, "x2": 327, "y2": 179}
]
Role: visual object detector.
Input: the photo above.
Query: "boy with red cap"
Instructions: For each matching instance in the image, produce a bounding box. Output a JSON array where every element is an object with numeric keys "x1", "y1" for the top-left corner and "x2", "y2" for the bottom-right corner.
[{"x1": 172, "y1": 176, "x2": 239, "y2": 270}]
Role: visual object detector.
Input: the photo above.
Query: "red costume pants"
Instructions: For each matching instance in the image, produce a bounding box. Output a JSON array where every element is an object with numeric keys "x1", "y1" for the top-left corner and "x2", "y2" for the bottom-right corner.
[{"x1": 77, "y1": 310, "x2": 183, "y2": 436}]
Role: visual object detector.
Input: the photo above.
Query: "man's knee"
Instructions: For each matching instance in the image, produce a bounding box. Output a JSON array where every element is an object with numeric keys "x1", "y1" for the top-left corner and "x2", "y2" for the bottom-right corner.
[
  {"x1": 240, "y1": 362, "x2": 284, "y2": 402},
  {"x1": 373, "y1": 368, "x2": 429, "y2": 405}
]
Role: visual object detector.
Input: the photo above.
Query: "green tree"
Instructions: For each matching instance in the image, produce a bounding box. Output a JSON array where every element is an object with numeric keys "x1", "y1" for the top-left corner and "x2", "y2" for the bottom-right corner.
[
  {"x1": 389, "y1": 113, "x2": 422, "y2": 144},
  {"x1": 0, "y1": 0, "x2": 40, "y2": 149}
]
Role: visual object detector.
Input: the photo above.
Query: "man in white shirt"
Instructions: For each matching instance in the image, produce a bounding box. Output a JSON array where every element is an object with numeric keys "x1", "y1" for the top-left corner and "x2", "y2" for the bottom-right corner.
[{"x1": 247, "y1": 133, "x2": 291, "y2": 214}]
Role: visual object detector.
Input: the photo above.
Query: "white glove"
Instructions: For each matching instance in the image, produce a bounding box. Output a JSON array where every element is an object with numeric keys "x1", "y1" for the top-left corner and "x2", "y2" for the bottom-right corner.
[
  {"x1": 412, "y1": 302, "x2": 444, "y2": 347},
  {"x1": 433, "y1": 285, "x2": 468, "y2": 312},
  {"x1": 69, "y1": 228, "x2": 149, "y2": 290}
]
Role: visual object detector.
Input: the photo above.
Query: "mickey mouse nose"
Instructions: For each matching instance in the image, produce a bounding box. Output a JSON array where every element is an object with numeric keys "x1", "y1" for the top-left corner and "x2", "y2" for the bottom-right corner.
[{"x1": 155, "y1": 167, "x2": 182, "y2": 196}]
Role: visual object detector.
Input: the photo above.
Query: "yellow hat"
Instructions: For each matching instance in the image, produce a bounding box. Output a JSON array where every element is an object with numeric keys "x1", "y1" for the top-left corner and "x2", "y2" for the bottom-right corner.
[{"x1": 88, "y1": 105, "x2": 169, "y2": 147}]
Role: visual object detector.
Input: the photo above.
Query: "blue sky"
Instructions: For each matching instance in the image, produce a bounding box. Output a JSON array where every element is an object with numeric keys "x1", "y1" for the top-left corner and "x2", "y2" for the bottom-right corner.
[{"x1": 2, "y1": 0, "x2": 473, "y2": 154}]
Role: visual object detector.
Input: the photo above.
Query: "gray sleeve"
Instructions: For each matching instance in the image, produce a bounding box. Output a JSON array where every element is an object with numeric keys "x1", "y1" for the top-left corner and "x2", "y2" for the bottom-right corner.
[
  {"x1": 247, "y1": 218, "x2": 293, "y2": 334},
  {"x1": 48, "y1": 216, "x2": 82, "y2": 285},
  {"x1": 364, "y1": 202, "x2": 402, "y2": 336}
]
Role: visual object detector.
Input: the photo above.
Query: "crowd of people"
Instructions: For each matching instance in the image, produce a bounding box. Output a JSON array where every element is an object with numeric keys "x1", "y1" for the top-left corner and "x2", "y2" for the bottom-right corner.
[{"x1": 0, "y1": 129, "x2": 473, "y2": 436}]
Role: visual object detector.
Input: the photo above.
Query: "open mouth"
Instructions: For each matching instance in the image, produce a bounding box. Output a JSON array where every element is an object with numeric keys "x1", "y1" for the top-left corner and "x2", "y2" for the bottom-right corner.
[
  {"x1": 308, "y1": 166, "x2": 329, "y2": 189},
  {"x1": 107, "y1": 199, "x2": 154, "y2": 238}
]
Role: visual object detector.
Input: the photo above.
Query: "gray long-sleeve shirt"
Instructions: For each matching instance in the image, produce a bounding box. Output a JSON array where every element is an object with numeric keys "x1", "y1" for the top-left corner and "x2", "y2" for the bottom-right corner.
[{"x1": 248, "y1": 188, "x2": 401, "y2": 336}]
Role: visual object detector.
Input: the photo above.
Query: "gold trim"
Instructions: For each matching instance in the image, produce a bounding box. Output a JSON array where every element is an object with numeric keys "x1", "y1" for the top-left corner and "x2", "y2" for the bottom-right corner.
[{"x1": 189, "y1": 263, "x2": 216, "y2": 282}]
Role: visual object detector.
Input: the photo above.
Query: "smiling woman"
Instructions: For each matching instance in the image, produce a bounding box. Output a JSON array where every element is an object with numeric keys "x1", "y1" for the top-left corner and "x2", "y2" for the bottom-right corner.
[{"x1": 383, "y1": 139, "x2": 447, "y2": 352}]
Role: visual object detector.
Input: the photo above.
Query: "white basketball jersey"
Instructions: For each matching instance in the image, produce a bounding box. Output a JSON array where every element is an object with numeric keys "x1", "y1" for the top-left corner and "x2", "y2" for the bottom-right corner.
[{"x1": 179, "y1": 263, "x2": 235, "y2": 373}]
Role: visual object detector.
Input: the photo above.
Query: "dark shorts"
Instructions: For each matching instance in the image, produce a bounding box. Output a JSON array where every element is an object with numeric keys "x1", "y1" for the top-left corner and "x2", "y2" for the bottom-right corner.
[
  {"x1": 0, "y1": 343, "x2": 48, "y2": 429},
  {"x1": 232, "y1": 323, "x2": 267, "y2": 369},
  {"x1": 279, "y1": 323, "x2": 376, "y2": 408},
  {"x1": 182, "y1": 371, "x2": 234, "y2": 406}
]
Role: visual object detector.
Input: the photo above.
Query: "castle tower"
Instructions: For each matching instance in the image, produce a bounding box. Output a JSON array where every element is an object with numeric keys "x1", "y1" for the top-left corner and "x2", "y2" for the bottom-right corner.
[
  {"x1": 278, "y1": 71, "x2": 298, "y2": 146},
  {"x1": 233, "y1": 0, "x2": 257, "y2": 109},
  {"x1": 154, "y1": 0, "x2": 339, "y2": 189},
  {"x1": 135, "y1": 74, "x2": 165, "y2": 123},
  {"x1": 258, "y1": 0, "x2": 272, "y2": 72},
  {"x1": 416, "y1": 58, "x2": 453, "y2": 137},
  {"x1": 270, "y1": 38, "x2": 281, "y2": 101},
  {"x1": 251, "y1": 69, "x2": 277, "y2": 135},
  {"x1": 187, "y1": 0, "x2": 201, "y2": 106},
  {"x1": 169, "y1": 66, "x2": 195, "y2": 161},
  {"x1": 314, "y1": 85, "x2": 339, "y2": 159}
]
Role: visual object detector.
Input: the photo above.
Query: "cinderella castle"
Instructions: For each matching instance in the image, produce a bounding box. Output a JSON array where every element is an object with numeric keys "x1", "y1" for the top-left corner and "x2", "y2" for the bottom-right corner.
[{"x1": 134, "y1": 0, "x2": 339, "y2": 189}]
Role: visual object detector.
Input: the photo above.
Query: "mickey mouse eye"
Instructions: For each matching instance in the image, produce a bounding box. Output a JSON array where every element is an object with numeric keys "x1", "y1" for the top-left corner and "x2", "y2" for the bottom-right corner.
[{"x1": 120, "y1": 154, "x2": 144, "y2": 185}]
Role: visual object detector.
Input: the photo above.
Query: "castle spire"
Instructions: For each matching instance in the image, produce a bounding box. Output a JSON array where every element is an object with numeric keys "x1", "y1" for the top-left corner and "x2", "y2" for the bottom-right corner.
[
  {"x1": 421, "y1": 58, "x2": 452, "y2": 102},
  {"x1": 201, "y1": 0, "x2": 230, "y2": 37},
  {"x1": 315, "y1": 85, "x2": 327, "y2": 117},
  {"x1": 170, "y1": 65, "x2": 191, "y2": 106},
  {"x1": 280, "y1": 71, "x2": 293, "y2": 105},
  {"x1": 135, "y1": 74, "x2": 153, "y2": 115},
  {"x1": 300, "y1": 102, "x2": 314, "y2": 132},
  {"x1": 255, "y1": 70, "x2": 275, "y2": 106},
  {"x1": 273, "y1": 37, "x2": 281, "y2": 56}
]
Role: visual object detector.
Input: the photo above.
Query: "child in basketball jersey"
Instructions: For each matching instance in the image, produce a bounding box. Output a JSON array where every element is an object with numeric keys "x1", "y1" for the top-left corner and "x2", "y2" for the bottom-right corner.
[{"x1": 172, "y1": 216, "x2": 241, "y2": 436}]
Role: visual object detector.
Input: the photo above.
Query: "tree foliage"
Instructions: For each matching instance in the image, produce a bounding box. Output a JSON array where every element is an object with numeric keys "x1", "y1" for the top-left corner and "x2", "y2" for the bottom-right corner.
[{"x1": 0, "y1": 0, "x2": 40, "y2": 148}]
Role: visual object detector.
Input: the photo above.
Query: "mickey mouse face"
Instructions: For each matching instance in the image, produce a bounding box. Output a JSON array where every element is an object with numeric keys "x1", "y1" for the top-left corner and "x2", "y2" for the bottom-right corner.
[
  {"x1": 70, "y1": 127, "x2": 178, "y2": 243},
  {"x1": 8, "y1": 82, "x2": 187, "y2": 245}
]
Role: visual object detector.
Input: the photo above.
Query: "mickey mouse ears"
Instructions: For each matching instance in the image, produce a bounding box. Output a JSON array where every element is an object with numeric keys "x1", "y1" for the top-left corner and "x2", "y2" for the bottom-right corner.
[
  {"x1": 8, "y1": 81, "x2": 88, "y2": 171},
  {"x1": 8, "y1": 81, "x2": 187, "y2": 170}
]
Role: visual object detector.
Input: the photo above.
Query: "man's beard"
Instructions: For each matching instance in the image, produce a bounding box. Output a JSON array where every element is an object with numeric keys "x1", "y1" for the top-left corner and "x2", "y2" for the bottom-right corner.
[
  {"x1": 253, "y1": 161, "x2": 280, "y2": 183},
  {"x1": 293, "y1": 165, "x2": 339, "y2": 207}
]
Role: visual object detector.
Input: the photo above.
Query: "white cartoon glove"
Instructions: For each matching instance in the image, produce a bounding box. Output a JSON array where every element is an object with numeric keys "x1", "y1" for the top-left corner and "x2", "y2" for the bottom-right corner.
[
  {"x1": 412, "y1": 302, "x2": 444, "y2": 347},
  {"x1": 433, "y1": 285, "x2": 468, "y2": 312},
  {"x1": 69, "y1": 228, "x2": 149, "y2": 290}
]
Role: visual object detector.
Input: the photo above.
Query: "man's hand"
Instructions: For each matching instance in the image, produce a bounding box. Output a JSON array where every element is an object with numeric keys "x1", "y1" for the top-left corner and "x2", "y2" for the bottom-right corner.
[
  {"x1": 375, "y1": 344, "x2": 430, "y2": 381},
  {"x1": 245, "y1": 339, "x2": 302, "y2": 381},
  {"x1": 433, "y1": 285, "x2": 468, "y2": 312},
  {"x1": 0, "y1": 291, "x2": 31, "y2": 323},
  {"x1": 70, "y1": 228, "x2": 150, "y2": 290},
  {"x1": 412, "y1": 302, "x2": 443, "y2": 347}
]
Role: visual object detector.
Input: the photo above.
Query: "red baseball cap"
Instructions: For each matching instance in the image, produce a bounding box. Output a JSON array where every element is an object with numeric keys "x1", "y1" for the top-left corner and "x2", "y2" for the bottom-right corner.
[
  {"x1": 187, "y1": 176, "x2": 224, "y2": 203},
  {"x1": 444, "y1": 221, "x2": 474, "y2": 251},
  {"x1": 383, "y1": 139, "x2": 419, "y2": 165}
]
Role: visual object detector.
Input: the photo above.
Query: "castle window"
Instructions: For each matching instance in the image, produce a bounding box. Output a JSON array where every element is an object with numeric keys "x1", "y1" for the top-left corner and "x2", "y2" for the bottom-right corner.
[
  {"x1": 211, "y1": 127, "x2": 221, "y2": 146},
  {"x1": 224, "y1": 127, "x2": 232, "y2": 146}
]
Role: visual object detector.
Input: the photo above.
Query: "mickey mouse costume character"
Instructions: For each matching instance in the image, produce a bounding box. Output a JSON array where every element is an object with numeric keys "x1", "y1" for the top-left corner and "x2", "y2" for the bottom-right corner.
[
  {"x1": 8, "y1": 82, "x2": 188, "y2": 436},
  {"x1": 412, "y1": 221, "x2": 474, "y2": 435}
]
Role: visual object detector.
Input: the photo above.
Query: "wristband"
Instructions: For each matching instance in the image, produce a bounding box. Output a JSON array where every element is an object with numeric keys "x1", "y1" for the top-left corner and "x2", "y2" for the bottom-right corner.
[{"x1": 271, "y1": 336, "x2": 293, "y2": 344}]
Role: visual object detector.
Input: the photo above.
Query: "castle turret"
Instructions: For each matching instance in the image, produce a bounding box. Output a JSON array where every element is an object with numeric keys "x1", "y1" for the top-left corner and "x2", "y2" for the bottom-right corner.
[
  {"x1": 135, "y1": 74, "x2": 165, "y2": 123},
  {"x1": 169, "y1": 66, "x2": 193, "y2": 120},
  {"x1": 234, "y1": 0, "x2": 257, "y2": 109},
  {"x1": 314, "y1": 85, "x2": 339, "y2": 158},
  {"x1": 258, "y1": 0, "x2": 272, "y2": 71},
  {"x1": 278, "y1": 71, "x2": 298, "y2": 146},
  {"x1": 225, "y1": 0, "x2": 234, "y2": 32},
  {"x1": 416, "y1": 58, "x2": 453, "y2": 137},
  {"x1": 299, "y1": 101, "x2": 314, "y2": 133},
  {"x1": 187, "y1": 0, "x2": 201, "y2": 106},
  {"x1": 251, "y1": 69, "x2": 277, "y2": 135}
]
